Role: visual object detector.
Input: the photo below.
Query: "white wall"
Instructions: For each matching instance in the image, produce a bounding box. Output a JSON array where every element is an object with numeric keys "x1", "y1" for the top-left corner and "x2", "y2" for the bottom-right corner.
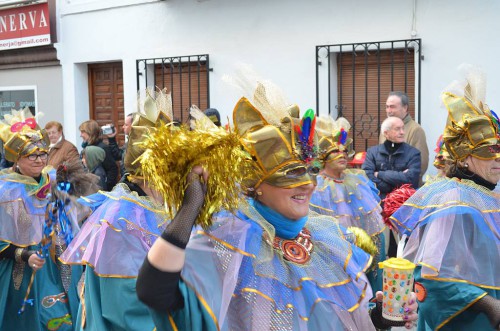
[{"x1": 57, "y1": 0, "x2": 500, "y2": 174}]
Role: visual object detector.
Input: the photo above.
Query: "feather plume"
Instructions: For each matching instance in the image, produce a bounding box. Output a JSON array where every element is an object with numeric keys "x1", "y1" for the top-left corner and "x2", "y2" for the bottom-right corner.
[
  {"x1": 294, "y1": 109, "x2": 317, "y2": 162},
  {"x1": 222, "y1": 64, "x2": 292, "y2": 125}
]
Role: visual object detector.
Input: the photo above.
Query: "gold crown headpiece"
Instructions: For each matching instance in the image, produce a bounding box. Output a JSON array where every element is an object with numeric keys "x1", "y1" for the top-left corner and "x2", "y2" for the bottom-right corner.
[
  {"x1": 315, "y1": 116, "x2": 354, "y2": 162},
  {"x1": 233, "y1": 81, "x2": 319, "y2": 189},
  {"x1": 124, "y1": 87, "x2": 173, "y2": 177},
  {"x1": 442, "y1": 67, "x2": 500, "y2": 161},
  {"x1": 0, "y1": 107, "x2": 49, "y2": 162}
]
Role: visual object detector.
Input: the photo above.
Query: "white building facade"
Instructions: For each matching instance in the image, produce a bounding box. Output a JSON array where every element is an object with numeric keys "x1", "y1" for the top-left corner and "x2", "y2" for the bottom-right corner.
[{"x1": 40, "y1": 0, "x2": 500, "y2": 174}]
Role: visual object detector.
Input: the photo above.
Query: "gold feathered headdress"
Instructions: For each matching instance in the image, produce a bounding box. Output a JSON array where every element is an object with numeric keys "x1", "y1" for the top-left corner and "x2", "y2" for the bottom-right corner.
[
  {"x1": 0, "y1": 107, "x2": 49, "y2": 162},
  {"x1": 442, "y1": 65, "x2": 500, "y2": 161},
  {"x1": 124, "y1": 87, "x2": 173, "y2": 178},
  {"x1": 226, "y1": 66, "x2": 319, "y2": 189},
  {"x1": 315, "y1": 116, "x2": 354, "y2": 162}
]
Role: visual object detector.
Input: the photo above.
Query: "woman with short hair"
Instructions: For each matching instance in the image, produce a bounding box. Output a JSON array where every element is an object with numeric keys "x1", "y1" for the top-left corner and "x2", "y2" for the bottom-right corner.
[{"x1": 45, "y1": 120, "x2": 81, "y2": 169}]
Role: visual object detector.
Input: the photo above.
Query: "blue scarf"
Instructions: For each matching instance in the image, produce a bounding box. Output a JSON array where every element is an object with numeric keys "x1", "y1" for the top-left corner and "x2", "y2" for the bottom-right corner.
[{"x1": 252, "y1": 199, "x2": 308, "y2": 239}]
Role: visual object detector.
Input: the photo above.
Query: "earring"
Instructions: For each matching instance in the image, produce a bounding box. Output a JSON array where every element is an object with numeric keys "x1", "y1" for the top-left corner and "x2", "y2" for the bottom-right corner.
[
  {"x1": 256, "y1": 191, "x2": 263, "y2": 196},
  {"x1": 464, "y1": 162, "x2": 469, "y2": 168}
]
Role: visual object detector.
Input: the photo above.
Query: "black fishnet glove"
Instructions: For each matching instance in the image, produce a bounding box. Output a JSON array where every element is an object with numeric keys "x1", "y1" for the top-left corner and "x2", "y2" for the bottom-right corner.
[
  {"x1": 370, "y1": 300, "x2": 407, "y2": 329},
  {"x1": 160, "y1": 170, "x2": 207, "y2": 249},
  {"x1": 472, "y1": 295, "x2": 500, "y2": 330}
]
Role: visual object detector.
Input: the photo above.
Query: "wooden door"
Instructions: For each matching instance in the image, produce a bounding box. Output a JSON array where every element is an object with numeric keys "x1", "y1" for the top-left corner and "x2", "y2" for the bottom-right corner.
[{"x1": 88, "y1": 62, "x2": 125, "y2": 146}]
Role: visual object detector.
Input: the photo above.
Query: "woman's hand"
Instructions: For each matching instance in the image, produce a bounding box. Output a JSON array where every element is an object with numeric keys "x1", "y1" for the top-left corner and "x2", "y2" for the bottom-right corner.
[
  {"x1": 191, "y1": 165, "x2": 209, "y2": 185},
  {"x1": 371, "y1": 291, "x2": 418, "y2": 329},
  {"x1": 28, "y1": 253, "x2": 45, "y2": 271},
  {"x1": 376, "y1": 291, "x2": 418, "y2": 329},
  {"x1": 146, "y1": 165, "x2": 209, "y2": 273},
  {"x1": 159, "y1": 165, "x2": 209, "y2": 249}
]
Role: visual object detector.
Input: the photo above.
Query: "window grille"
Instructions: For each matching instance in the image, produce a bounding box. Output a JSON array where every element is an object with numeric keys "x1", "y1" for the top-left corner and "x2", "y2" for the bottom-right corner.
[
  {"x1": 316, "y1": 39, "x2": 421, "y2": 152},
  {"x1": 136, "y1": 54, "x2": 210, "y2": 123}
]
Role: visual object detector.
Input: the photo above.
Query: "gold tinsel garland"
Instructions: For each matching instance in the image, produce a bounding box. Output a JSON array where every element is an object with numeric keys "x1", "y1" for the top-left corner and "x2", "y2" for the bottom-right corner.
[
  {"x1": 347, "y1": 226, "x2": 378, "y2": 257},
  {"x1": 136, "y1": 123, "x2": 255, "y2": 228}
]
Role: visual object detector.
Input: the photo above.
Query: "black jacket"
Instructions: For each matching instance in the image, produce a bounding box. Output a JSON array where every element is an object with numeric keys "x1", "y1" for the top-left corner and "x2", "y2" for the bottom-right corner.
[{"x1": 362, "y1": 142, "x2": 421, "y2": 198}]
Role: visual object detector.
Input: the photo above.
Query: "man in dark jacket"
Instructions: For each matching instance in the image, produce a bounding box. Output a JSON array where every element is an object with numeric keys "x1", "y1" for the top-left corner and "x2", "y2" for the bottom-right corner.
[
  {"x1": 363, "y1": 116, "x2": 421, "y2": 199},
  {"x1": 363, "y1": 116, "x2": 421, "y2": 257}
]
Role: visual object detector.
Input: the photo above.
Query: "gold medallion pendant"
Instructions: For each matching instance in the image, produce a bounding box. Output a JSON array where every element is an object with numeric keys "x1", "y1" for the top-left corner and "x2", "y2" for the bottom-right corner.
[{"x1": 273, "y1": 228, "x2": 314, "y2": 264}]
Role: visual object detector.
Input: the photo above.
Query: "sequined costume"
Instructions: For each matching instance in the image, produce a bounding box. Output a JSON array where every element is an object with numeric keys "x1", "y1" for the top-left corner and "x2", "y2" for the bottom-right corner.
[
  {"x1": 311, "y1": 170, "x2": 384, "y2": 238},
  {"x1": 60, "y1": 183, "x2": 167, "y2": 331},
  {"x1": 391, "y1": 177, "x2": 499, "y2": 330},
  {"x1": 0, "y1": 168, "x2": 83, "y2": 331},
  {"x1": 149, "y1": 198, "x2": 375, "y2": 331},
  {"x1": 310, "y1": 116, "x2": 386, "y2": 293},
  {"x1": 310, "y1": 170, "x2": 386, "y2": 292},
  {"x1": 391, "y1": 68, "x2": 500, "y2": 330}
]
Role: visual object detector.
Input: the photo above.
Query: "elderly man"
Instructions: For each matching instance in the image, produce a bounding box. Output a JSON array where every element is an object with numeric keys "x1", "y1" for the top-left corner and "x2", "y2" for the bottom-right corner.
[
  {"x1": 379, "y1": 91, "x2": 429, "y2": 185},
  {"x1": 365, "y1": 116, "x2": 421, "y2": 257},
  {"x1": 364, "y1": 116, "x2": 421, "y2": 199}
]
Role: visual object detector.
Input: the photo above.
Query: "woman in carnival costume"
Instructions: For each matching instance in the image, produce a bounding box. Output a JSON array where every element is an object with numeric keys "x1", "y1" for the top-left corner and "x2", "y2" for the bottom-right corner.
[
  {"x1": 391, "y1": 67, "x2": 500, "y2": 330},
  {"x1": 60, "y1": 88, "x2": 172, "y2": 331},
  {"x1": 431, "y1": 134, "x2": 451, "y2": 178},
  {"x1": 0, "y1": 108, "x2": 91, "y2": 331},
  {"x1": 309, "y1": 116, "x2": 386, "y2": 293},
  {"x1": 136, "y1": 74, "x2": 418, "y2": 330}
]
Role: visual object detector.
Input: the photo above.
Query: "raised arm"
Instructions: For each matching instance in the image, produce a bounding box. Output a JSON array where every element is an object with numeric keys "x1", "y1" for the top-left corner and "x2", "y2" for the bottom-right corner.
[{"x1": 136, "y1": 166, "x2": 208, "y2": 311}]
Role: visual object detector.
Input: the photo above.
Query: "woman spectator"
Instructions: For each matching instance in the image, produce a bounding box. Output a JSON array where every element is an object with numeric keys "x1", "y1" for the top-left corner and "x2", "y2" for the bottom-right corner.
[
  {"x1": 79, "y1": 119, "x2": 118, "y2": 190},
  {"x1": 82, "y1": 146, "x2": 106, "y2": 190},
  {"x1": 310, "y1": 116, "x2": 386, "y2": 293},
  {"x1": 45, "y1": 121, "x2": 81, "y2": 168},
  {"x1": 391, "y1": 68, "x2": 500, "y2": 330},
  {"x1": 136, "y1": 79, "x2": 417, "y2": 330},
  {"x1": 0, "y1": 108, "x2": 86, "y2": 331}
]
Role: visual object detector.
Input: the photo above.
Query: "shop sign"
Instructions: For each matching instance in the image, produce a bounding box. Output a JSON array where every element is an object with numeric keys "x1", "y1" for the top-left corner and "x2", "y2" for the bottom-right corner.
[
  {"x1": 0, "y1": 3, "x2": 51, "y2": 51},
  {"x1": 0, "y1": 87, "x2": 37, "y2": 119}
]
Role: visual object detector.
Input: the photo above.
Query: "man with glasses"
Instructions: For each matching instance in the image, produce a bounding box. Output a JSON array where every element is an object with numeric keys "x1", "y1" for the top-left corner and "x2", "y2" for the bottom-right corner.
[
  {"x1": 379, "y1": 91, "x2": 429, "y2": 185},
  {"x1": 364, "y1": 116, "x2": 421, "y2": 257}
]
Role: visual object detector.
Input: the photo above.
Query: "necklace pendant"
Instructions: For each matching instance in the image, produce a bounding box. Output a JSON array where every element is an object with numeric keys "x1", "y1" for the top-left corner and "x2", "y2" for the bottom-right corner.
[{"x1": 273, "y1": 228, "x2": 314, "y2": 264}]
